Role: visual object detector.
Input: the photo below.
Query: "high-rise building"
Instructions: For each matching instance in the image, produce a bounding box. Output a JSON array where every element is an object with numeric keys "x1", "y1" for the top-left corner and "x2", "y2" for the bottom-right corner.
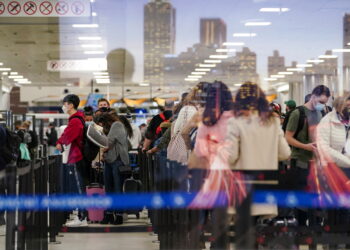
[
  {"x1": 343, "y1": 13, "x2": 350, "y2": 90},
  {"x1": 229, "y1": 47, "x2": 259, "y2": 84},
  {"x1": 144, "y1": 0, "x2": 176, "y2": 87},
  {"x1": 200, "y1": 18, "x2": 227, "y2": 47},
  {"x1": 268, "y1": 50, "x2": 285, "y2": 76}
]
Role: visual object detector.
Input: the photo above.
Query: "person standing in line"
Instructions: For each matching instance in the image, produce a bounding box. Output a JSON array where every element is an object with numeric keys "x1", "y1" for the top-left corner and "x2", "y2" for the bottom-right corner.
[
  {"x1": 56, "y1": 94, "x2": 88, "y2": 227},
  {"x1": 46, "y1": 122, "x2": 58, "y2": 156},
  {"x1": 97, "y1": 98, "x2": 110, "y2": 109},
  {"x1": 282, "y1": 100, "x2": 297, "y2": 132}
]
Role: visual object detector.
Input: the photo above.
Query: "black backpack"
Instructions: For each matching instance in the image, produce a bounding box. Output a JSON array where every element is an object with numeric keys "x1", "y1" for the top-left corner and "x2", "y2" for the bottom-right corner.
[
  {"x1": 283, "y1": 106, "x2": 307, "y2": 139},
  {"x1": 2, "y1": 128, "x2": 21, "y2": 165},
  {"x1": 69, "y1": 116, "x2": 100, "y2": 162}
]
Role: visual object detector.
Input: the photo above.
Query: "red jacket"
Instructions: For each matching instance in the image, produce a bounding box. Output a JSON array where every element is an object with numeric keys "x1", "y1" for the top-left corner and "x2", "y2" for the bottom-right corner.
[{"x1": 57, "y1": 111, "x2": 84, "y2": 164}]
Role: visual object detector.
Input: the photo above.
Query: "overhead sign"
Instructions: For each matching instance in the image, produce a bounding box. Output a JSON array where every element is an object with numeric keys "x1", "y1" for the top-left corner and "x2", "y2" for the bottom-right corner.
[
  {"x1": 0, "y1": 0, "x2": 91, "y2": 17},
  {"x1": 47, "y1": 59, "x2": 107, "y2": 72}
]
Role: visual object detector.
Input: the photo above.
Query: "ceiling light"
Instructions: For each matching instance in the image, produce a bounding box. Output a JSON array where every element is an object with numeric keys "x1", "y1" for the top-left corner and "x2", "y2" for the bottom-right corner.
[
  {"x1": 81, "y1": 44, "x2": 103, "y2": 48},
  {"x1": 185, "y1": 78, "x2": 198, "y2": 82},
  {"x1": 307, "y1": 59, "x2": 324, "y2": 63},
  {"x1": 84, "y1": 51, "x2": 105, "y2": 55},
  {"x1": 14, "y1": 78, "x2": 28, "y2": 81},
  {"x1": 216, "y1": 48, "x2": 236, "y2": 53},
  {"x1": 10, "y1": 72, "x2": 18, "y2": 75},
  {"x1": 191, "y1": 72, "x2": 206, "y2": 75},
  {"x1": 286, "y1": 68, "x2": 303, "y2": 72},
  {"x1": 245, "y1": 21, "x2": 271, "y2": 26},
  {"x1": 8, "y1": 75, "x2": 23, "y2": 79},
  {"x1": 264, "y1": 78, "x2": 277, "y2": 81},
  {"x1": 0, "y1": 68, "x2": 11, "y2": 71},
  {"x1": 0, "y1": 63, "x2": 3, "y2": 66},
  {"x1": 92, "y1": 12, "x2": 97, "y2": 17},
  {"x1": 94, "y1": 76, "x2": 109, "y2": 79},
  {"x1": 271, "y1": 75, "x2": 285, "y2": 78},
  {"x1": 319, "y1": 55, "x2": 337, "y2": 59},
  {"x1": 199, "y1": 64, "x2": 216, "y2": 67},
  {"x1": 72, "y1": 24, "x2": 99, "y2": 28},
  {"x1": 78, "y1": 36, "x2": 102, "y2": 41},
  {"x1": 188, "y1": 75, "x2": 202, "y2": 78},
  {"x1": 16, "y1": 81, "x2": 31, "y2": 84},
  {"x1": 204, "y1": 60, "x2": 221, "y2": 63},
  {"x1": 234, "y1": 84, "x2": 242, "y2": 87},
  {"x1": 233, "y1": 33, "x2": 257, "y2": 37},
  {"x1": 278, "y1": 72, "x2": 293, "y2": 75},
  {"x1": 297, "y1": 64, "x2": 313, "y2": 68},
  {"x1": 195, "y1": 68, "x2": 211, "y2": 72},
  {"x1": 277, "y1": 84, "x2": 289, "y2": 92},
  {"x1": 332, "y1": 49, "x2": 350, "y2": 53},
  {"x1": 209, "y1": 55, "x2": 229, "y2": 59},
  {"x1": 139, "y1": 83, "x2": 149, "y2": 86},
  {"x1": 2, "y1": 72, "x2": 8, "y2": 75},
  {"x1": 93, "y1": 72, "x2": 108, "y2": 75},
  {"x1": 96, "y1": 79, "x2": 110, "y2": 84},
  {"x1": 223, "y1": 42, "x2": 245, "y2": 46},
  {"x1": 259, "y1": 8, "x2": 290, "y2": 12}
]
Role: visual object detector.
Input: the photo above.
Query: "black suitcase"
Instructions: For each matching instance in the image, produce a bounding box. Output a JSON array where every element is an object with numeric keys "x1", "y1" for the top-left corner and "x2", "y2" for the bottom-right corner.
[{"x1": 123, "y1": 176, "x2": 142, "y2": 218}]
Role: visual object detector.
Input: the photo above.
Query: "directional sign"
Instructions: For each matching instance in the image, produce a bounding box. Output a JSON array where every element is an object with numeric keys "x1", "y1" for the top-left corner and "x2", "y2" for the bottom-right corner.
[
  {"x1": 7, "y1": 1, "x2": 21, "y2": 15},
  {"x1": 23, "y1": 1, "x2": 37, "y2": 15},
  {"x1": 0, "y1": 0, "x2": 91, "y2": 17},
  {"x1": 39, "y1": 1, "x2": 52, "y2": 15}
]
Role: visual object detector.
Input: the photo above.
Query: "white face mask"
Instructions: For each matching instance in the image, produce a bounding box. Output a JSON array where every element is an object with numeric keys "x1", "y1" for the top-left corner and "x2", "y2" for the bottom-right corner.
[
  {"x1": 314, "y1": 102, "x2": 325, "y2": 111},
  {"x1": 62, "y1": 105, "x2": 69, "y2": 114}
]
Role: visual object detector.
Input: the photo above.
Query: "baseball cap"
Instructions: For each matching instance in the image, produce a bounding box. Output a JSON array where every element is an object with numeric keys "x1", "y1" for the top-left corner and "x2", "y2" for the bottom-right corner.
[{"x1": 284, "y1": 100, "x2": 296, "y2": 109}]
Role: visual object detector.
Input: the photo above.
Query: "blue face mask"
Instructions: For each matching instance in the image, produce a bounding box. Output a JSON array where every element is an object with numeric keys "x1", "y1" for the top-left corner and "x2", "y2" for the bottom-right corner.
[
  {"x1": 315, "y1": 102, "x2": 325, "y2": 111},
  {"x1": 86, "y1": 121, "x2": 93, "y2": 126}
]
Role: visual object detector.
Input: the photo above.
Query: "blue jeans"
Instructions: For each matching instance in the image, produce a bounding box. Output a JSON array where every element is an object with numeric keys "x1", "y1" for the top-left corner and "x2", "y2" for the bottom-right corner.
[{"x1": 104, "y1": 160, "x2": 123, "y2": 194}]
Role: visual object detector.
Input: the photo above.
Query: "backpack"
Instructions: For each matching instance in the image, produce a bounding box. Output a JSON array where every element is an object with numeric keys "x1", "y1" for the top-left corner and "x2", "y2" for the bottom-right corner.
[
  {"x1": 1, "y1": 128, "x2": 21, "y2": 165},
  {"x1": 69, "y1": 116, "x2": 100, "y2": 162},
  {"x1": 155, "y1": 112, "x2": 169, "y2": 136},
  {"x1": 283, "y1": 106, "x2": 307, "y2": 139}
]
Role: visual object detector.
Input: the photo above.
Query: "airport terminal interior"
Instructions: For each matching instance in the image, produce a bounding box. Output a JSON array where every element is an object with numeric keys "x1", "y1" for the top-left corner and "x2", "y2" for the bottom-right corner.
[{"x1": 1, "y1": 0, "x2": 350, "y2": 249}]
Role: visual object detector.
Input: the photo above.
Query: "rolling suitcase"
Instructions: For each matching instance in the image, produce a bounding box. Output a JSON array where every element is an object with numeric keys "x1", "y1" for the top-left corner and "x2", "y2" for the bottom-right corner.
[
  {"x1": 86, "y1": 165, "x2": 105, "y2": 223},
  {"x1": 123, "y1": 175, "x2": 142, "y2": 218}
]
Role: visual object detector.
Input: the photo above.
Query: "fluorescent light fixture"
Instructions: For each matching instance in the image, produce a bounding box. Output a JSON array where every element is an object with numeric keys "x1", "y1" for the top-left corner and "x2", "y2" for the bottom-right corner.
[
  {"x1": 0, "y1": 68, "x2": 11, "y2": 71},
  {"x1": 259, "y1": 8, "x2": 289, "y2": 12},
  {"x1": 78, "y1": 36, "x2": 102, "y2": 41},
  {"x1": 319, "y1": 55, "x2": 337, "y2": 59},
  {"x1": 277, "y1": 84, "x2": 289, "y2": 92},
  {"x1": 287, "y1": 68, "x2": 303, "y2": 72},
  {"x1": 296, "y1": 64, "x2": 313, "y2": 68},
  {"x1": 10, "y1": 72, "x2": 18, "y2": 75},
  {"x1": 245, "y1": 21, "x2": 271, "y2": 26},
  {"x1": 139, "y1": 83, "x2": 149, "y2": 86},
  {"x1": 90, "y1": 0, "x2": 95, "y2": 2},
  {"x1": 2, "y1": 72, "x2": 8, "y2": 75},
  {"x1": 223, "y1": 42, "x2": 245, "y2": 46},
  {"x1": 93, "y1": 72, "x2": 108, "y2": 75},
  {"x1": 81, "y1": 44, "x2": 103, "y2": 48},
  {"x1": 16, "y1": 81, "x2": 31, "y2": 84},
  {"x1": 195, "y1": 68, "x2": 211, "y2": 72},
  {"x1": 94, "y1": 76, "x2": 109, "y2": 79},
  {"x1": 14, "y1": 78, "x2": 28, "y2": 81},
  {"x1": 233, "y1": 33, "x2": 257, "y2": 37},
  {"x1": 209, "y1": 55, "x2": 229, "y2": 59},
  {"x1": 204, "y1": 60, "x2": 221, "y2": 63},
  {"x1": 96, "y1": 79, "x2": 110, "y2": 84},
  {"x1": 188, "y1": 75, "x2": 202, "y2": 78},
  {"x1": 332, "y1": 49, "x2": 350, "y2": 53},
  {"x1": 185, "y1": 78, "x2": 198, "y2": 82},
  {"x1": 307, "y1": 59, "x2": 324, "y2": 63},
  {"x1": 271, "y1": 75, "x2": 285, "y2": 78},
  {"x1": 92, "y1": 12, "x2": 97, "y2": 17},
  {"x1": 72, "y1": 24, "x2": 99, "y2": 28},
  {"x1": 84, "y1": 51, "x2": 104, "y2": 55},
  {"x1": 216, "y1": 48, "x2": 236, "y2": 53},
  {"x1": 278, "y1": 72, "x2": 293, "y2": 75},
  {"x1": 191, "y1": 72, "x2": 206, "y2": 75},
  {"x1": 199, "y1": 64, "x2": 216, "y2": 67},
  {"x1": 0, "y1": 63, "x2": 3, "y2": 66},
  {"x1": 264, "y1": 78, "x2": 277, "y2": 81},
  {"x1": 8, "y1": 75, "x2": 23, "y2": 79},
  {"x1": 234, "y1": 84, "x2": 242, "y2": 87}
]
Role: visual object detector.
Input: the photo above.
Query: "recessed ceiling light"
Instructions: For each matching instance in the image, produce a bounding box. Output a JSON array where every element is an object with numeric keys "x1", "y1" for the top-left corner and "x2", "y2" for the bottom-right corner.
[
  {"x1": 10, "y1": 72, "x2": 18, "y2": 75},
  {"x1": 307, "y1": 59, "x2": 324, "y2": 63},
  {"x1": 94, "y1": 76, "x2": 109, "y2": 79},
  {"x1": 0, "y1": 68, "x2": 11, "y2": 71},
  {"x1": 222, "y1": 42, "x2": 245, "y2": 46},
  {"x1": 216, "y1": 49, "x2": 236, "y2": 53},
  {"x1": 259, "y1": 8, "x2": 290, "y2": 13},
  {"x1": 195, "y1": 68, "x2": 211, "y2": 72},
  {"x1": 199, "y1": 64, "x2": 216, "y2": 67},
  {"x1": 286, "y1": 68, "x2": 303, "y2": 72},
  {"x1": 93, "y1": 72, "x2": 109, "y2": 75},
  {"x1": 204, "y1": 60, "x2": 221, "y2": 63},
  {"x1": 233, "y1": 33, "x2": 257, "y2": 37},
  {"x1": 81, "y1": 44, "x2": 103, "y2": 48},
  {"x1": 278, "y1": 72, "x2": 293, "y2": 75},
  {"x1": 8, "y1": 75, "x2": 23, "y2": 79},
  {"x1": 84, "y1": 51, "x2": 105, "y2": 54},
  {"x1": 271, "y1": 75, "x2": 285, "y2": 78},
  {"x1": 92, "y1": 12, "x2": 97, "y2": 17},
  {"x1": 209, "y1": 55, "x2": 229, "y2": 59},
  {"x1": 72, "y1": 24, "x2": 99, "y2": 28},
  {"x1": 191, "y1": 72, "x2": 206, "y2": 75},
  {"x1": 319, "y1": 55, "x2": 337, "y2": 59},
  {"x1": 188, "y1": 75, "x2": 202, "y2": 78},
  {"x1": 332, "y1": 49, "x2": 350, "y2": 53},
  {"x1": 245, "y1": 21, "x2": 271, "y2": 26},
  {"x1": 264, "y1": 78, "x2": 277, "y2": 81},
  {"x1": 78, "y1": 36, "x2": 102, "y2": 41},
  {"x1": 184, "y1": 78, "x2": 198, "y2": 82},
  {"x1": 296, "y1": 64, "x2": 313, "y2": 68}
]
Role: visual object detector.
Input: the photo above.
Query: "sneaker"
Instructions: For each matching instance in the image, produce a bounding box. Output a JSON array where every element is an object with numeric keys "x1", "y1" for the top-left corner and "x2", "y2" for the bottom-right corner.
[{"x1": 65, "y1": 217, "x2": 86, "y2": 227}]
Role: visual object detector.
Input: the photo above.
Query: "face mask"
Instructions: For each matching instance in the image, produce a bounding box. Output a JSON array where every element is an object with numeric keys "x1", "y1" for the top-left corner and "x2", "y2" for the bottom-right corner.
[
  {"x1": 85, "y1": 121, "x2": 93, "y2": 126},
  {"x1": 314, "y1": 102, "x2": 325, "y2": 111},
  {"x1": 62, "y1": 105, "x2": 68, "y2": 114}
]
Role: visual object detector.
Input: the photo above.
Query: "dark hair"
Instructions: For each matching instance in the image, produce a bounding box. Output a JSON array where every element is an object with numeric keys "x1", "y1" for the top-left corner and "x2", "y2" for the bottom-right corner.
[
  {"x1": 183, "y1": 82, "x2": 212, "y2": 107},
  {"x1": 83, "y1": 106, "x2": 94, "y2": 116},
  {"x1": 117, "y1": 115, "x2": 134, "y2": 138},
  {"x1": 63, "y1": 94, "x2": 80, "y2": 109},
  {"x1": 311, "y1": 85, "x2": 331, "y2": 97},
  {"x1": 233, "y1": 82, "x2": 273, "y2": 122},
  {"x1": 98, "y1": 98, "x2": 110, "y2": 106},
  {"x1": 304, "y1": 94, "x2": 312, "y2": 104},
  {"x1": 202, "y1": 81, "x2": 233, "y2": 126},
  {"x1": 95, "y1": 113, "x2": 119, "y2": 135}
]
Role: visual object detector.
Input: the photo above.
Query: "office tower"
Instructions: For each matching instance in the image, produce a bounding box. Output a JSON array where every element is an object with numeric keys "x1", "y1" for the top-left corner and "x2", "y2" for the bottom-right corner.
[
  {"x1": 144, "y1": 0, "x2": 176, "y2": 87},
  {"x1": 200, "y1": 18, "x2": 227, "y2": 47},
  {"x1": 268, "y1": 50, "x2": 285, "y2": 76},
  {"x1": 343, "y1": 13, "x2": 350, "y2": 90},
  {"x1": 230, "y1": 47, "x2": 259, "y2": 84}
]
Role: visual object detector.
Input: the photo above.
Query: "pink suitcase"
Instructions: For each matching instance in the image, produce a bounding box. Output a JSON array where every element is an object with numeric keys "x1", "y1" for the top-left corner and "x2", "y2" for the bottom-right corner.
[{"x1": 86, "y1": 185, "x2": 105, "y2": 222}]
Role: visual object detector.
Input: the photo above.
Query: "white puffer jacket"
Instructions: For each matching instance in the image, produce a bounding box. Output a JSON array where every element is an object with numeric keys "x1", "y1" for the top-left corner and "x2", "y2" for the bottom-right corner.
[{"x1": 316, "y1": 110, "x2": 350, "y2": 168}]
